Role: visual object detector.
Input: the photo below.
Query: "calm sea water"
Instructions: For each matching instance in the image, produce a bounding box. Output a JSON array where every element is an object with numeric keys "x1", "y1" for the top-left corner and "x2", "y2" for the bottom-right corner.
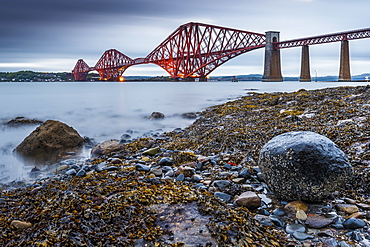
[{"x1": 1, "y1": 80, "x2": 369, "y2": 182}]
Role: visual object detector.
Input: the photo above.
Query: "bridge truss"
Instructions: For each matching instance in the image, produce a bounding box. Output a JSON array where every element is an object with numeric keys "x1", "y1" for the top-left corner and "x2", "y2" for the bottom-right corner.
[
  {"x1": 275, "y1": 28, "x2": 370, "y2": 49},
  {"x1": 72, "y1": 22, "x2": 266, "y2": 81}
]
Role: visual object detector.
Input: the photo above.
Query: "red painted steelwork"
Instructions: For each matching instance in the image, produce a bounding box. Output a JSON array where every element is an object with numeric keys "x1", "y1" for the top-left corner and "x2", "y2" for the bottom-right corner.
[
  {"x1": 146, "y1": 22, "x2": 266, "y2": 79},
  {"x1": 94, "y1": 49, "x2": 134, "y2": 81},
  {"x1": 72, "y1": 59, "x2": 91, "y2": 81},
  {"x1": 275, "y1": 28, "x2": 370, "y2": 49}
]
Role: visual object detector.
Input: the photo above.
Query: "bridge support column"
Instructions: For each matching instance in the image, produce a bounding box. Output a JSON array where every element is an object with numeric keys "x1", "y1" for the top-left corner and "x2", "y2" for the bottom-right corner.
[
  {"x1": 262, "y1": 31, "x2": 283, "y2": 82},
  {"x1": 300, "y1": 45, "x2": 311, "y2": 82},
  {"x1": 339, "y1": 40, "x2": 351, "y2": 81}
]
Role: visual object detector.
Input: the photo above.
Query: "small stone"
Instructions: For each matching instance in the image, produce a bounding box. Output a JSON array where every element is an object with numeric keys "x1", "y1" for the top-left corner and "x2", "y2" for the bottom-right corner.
[
  {"x1": 91, "y1": 140, "x2": 123, "y2": 158},
  {"x1": 346, "y1": 212, "x2": 366, "y2": 219},
  {"x1": 272, "y1": 207, "x2": 286, "y2": 216},
  {"x1": 321, "y1": 238, "x2": 338, "y2": 247},
  {"x1": 76, "y1": 169, "x2": 86, "y2": 177},
  {"x1": 234, "y1": 191, "x2": 261, "y2": 209},
  {"x1": 110, "y1": 158, "x2": 122, "y2": 164},
  {"x1": 269, "y1": 215, "x2": 285, "y2": 227},
  {"x1": 292, "y1": 231, "x2": 314, "y2": 240},
  {"x1": 10, "y1": 220, "x2": 32, "y2": 229},
  {"x1": 239, "y1": 168, "x2": 252, "y2": 179},
  {"x1": 158, "y1": 157, "x2": 174, "y2": 166},
  {"x1": 143, "y1": 147, "x2": 162, "y2": 156},
  {"x1": 343, "y1": 217, "x2": 366, "y2": 229},
  {"x1": 305, "y1": 214, "x2": 333, "y2": 228},
  {"x1": 176, "y1": 174, "x2": 185, "y2": 181},
  {"x1": 212, "y1": 180, "x2": 231, "y2": 189},
  {"x1": 285, "y1": 224, "x2": 306, "y2": 235},
  {"x1": 150, "y1": 168, "x2": 163, "y2": 176},
  {"x1": 284, "y1": 201, "x2": 309, "y2": 213},
  {"x1": 191, "y1": 174, "x2": 202, "y2": 183},
  {"x1": 65, "y1": 168, "x2": 77, "y2": 175},
  {"x1": 344, "y1": 198, "x2": 356, "y2": 204},
  {"x1": 149, "y1": 112, "x2": 165, "y2": 120},
  {"x1": 103, "y1": 166, "x2": 119, "y2": 172},
  {"x1": 356, "y1": 203, "x2": 370, "y2": 210},
  {"x1": 296, "y1": 210, "x2": 307, "y2": 221},
  {"x1": 175, "y1": 166, "x2": 195, "y2": 177},
  {"x1": 232, "y1": 178, "x2": 245, "y2": 184},
  {"x1": 335, "y1": 204, "x2": 359, "y2": 214},
  {"x1": 135, "y1": 164, "x2": 151, "y2": 172},
  {"x1": 141, "y1": 157, "x2": 150, "y2": 162},
  {"x1": 214, "y1": 192, "x2": 231, "y2": 202},
  {"x1": 254, "y1": 214, "x2": 274, "y2": 226},
  {"x1": 56, "y1": 165, "x2": 68, "y2": 171}
]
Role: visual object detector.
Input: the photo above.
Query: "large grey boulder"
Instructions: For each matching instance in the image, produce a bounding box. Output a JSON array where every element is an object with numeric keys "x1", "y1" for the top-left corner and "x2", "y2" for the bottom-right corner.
[
  {"x1": 258, "y1": 131, "x2": 353, "y2": 201},
  {"x1": 15, "y1": 120, "x2": 84, "y2": 162}
]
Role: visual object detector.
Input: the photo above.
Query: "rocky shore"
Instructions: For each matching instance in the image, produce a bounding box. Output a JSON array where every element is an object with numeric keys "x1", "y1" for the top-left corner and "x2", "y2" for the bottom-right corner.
[{"x1": 1, "y1": 85, "x2": 370, "y2": 246}]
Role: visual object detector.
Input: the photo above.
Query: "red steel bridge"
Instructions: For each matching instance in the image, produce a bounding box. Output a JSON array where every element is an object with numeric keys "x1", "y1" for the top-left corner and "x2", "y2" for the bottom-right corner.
[{"x1": 72, "y1": 22, "x2": 370, "y2": 82}]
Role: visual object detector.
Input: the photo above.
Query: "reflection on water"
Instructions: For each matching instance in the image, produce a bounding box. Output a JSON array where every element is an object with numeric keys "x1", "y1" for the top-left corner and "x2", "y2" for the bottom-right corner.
[{"x1": 0, "y1": 80, "x2": 369, "y2": 182}]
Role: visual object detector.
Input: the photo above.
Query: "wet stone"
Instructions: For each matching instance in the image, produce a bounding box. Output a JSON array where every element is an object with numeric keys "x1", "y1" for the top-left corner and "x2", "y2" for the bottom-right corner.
[
  {"x1": 212, "y1": 180, "x2": 231, "y2": 189},
  {"x1": 234, "y1": 191, "x2": 261, "y2": 209},
  {"x1": 254, "y1": 214, "x2": 274, "y2": 227},
  {"x1": 269, "y1": 215, "x2": 285, "y2": 227},
  {"x1": 176, "y1": 174, "x2": 185, "y2": 181},
  {"x1": 285, "y1": 224, "x2": 306, "y2": 235},
  {"x1": 158, "y1": 157, "x2": 174, "y2": 166},
  {"x1": 335, "y1": 204, "x2": 359, "y2": 214},
  {"x1": 214, "y1": 192, "x2": 231, "y2": 203},
  {"x1": 65, "y1": 168, "x2": 77, "y2": 175},
  {"x1": 135, "y1": 164, "x2": 151, "y2": 172},
  {"x1": 305, "y1": 214, "x2": 333, "y2": 229},
  {"x1": 343, "y1": 217, "x2": 367, "y2": 229},
  {"x1": 292, "y1": 231, "x2": 314, "y2": 240},
  {"x1": 76, "y1": 169, "x2": 86, "y2": 177},
  {"x1": 272, "y1": 207, "x2": 286, "y2": 216},
  {"x1": 284, "y1": 200, "x2": 309, "y2": 213}
]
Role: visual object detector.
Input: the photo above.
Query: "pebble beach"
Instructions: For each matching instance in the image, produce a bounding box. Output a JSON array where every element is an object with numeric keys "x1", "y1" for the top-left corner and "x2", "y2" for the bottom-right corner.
[{"x1": 1, "y1": 85, "x2": 370, "y2": 246}]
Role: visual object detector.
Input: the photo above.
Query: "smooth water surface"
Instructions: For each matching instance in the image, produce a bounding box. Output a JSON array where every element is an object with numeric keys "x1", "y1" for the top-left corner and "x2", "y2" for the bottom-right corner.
[{"x1": 0, "y1": 80, "x2": 369, "y2": 182}]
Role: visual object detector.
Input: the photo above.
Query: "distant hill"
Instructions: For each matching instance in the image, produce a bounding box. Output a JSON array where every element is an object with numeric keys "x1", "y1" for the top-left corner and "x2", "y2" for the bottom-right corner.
[{"x1": 1, "y1": 71, "x2": 370, "y2": 82}]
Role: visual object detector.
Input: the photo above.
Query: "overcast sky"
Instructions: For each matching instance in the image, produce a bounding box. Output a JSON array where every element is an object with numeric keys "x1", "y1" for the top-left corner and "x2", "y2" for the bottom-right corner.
[{"x1": 1, "y1": 0, "x2": 369, "y2": 77}]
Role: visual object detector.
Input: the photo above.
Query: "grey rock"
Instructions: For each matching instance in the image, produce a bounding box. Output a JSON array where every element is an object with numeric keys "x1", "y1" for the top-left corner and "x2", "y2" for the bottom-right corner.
[
  {"x1": 214, "y1": 192, "x2": 231, "y2": 202},
  {"x1": 269, "y1": 215, "x2": 285, "y2": 227},
  {"x1": 135, "y1": 164, "x2": 151, "y2": 172},
  {"x1": 158, "y1": 157, "x2": 174, "y2": 166},
  {"x1": 15, "y1": 120, "x2": 84, "y2": 162},
  {"x1": 176, "y1": 174, "x2": 185, "y2": 181},
  {"x1": 285, "y1": 224, "x2": 306, "y2": 235},
  {"x1": 149, "y1": 112, "x2": 165, "y2": 120},
  {"x1": 254, "y1": 214, "x2": 274, "y2": 226},
  {"x1": 343, "y1": 217, "x2": 366, "y2": 229},
  {"x1": 259, "y1": 131, "x2": 353, "y2": 201},
  {"x1": 239, "y1": 168, "x2": 251, "y2": 179},
  {"x1": 103, "y1": 166, "x2": 119, "y2": 172},
  {"x1": 272, "y1": 207, "x2": 286, "y2": 216},
  {"x1": 292, "y1": 231, "x2": 314, "y2": 240},
  {"x1": 76, "y1": 169, "x2": 86, "y2": 177},
  {"x1": 66, "y1": 169, "x2": 77, "y2": 175},
  {"x1": 212, "y1": 180, "x2": 231, "y2": 188}
]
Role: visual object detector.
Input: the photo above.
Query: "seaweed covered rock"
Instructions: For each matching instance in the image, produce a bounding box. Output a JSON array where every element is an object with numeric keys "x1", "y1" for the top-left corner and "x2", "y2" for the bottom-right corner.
[
  {"x1": 15, "y1": 120, "x2": 84, "y2": 161},
  {"x1": 259, "y1": 131, "x2": 353, "y2": 201}
]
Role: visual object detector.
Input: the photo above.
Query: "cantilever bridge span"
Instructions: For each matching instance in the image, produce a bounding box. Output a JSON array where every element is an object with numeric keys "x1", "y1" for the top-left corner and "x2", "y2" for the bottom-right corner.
[{"x1": 72, "y1": 22, "x2": 370, "y2": 82}]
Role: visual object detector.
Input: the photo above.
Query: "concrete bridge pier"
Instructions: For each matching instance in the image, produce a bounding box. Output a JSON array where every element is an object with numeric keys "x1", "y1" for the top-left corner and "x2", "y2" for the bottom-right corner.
[
  {"x1": 262, "y1": 31, "x2": 283, "y2": 82},
  {"x1": 339, "y1": 40, "x2": 351, "y2": 81},
  {"x1": 299, "y1": 45, "x2": 311, "y2": 82}
]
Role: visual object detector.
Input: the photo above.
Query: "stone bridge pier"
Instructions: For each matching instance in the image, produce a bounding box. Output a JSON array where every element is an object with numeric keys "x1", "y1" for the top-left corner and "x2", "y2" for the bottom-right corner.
[
  {"x1": 262, "y1": 32, "x2": 353, "y2": 82},
  {"x1": 262, "y1": 31, "x2": 283, "y2": 82}
]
